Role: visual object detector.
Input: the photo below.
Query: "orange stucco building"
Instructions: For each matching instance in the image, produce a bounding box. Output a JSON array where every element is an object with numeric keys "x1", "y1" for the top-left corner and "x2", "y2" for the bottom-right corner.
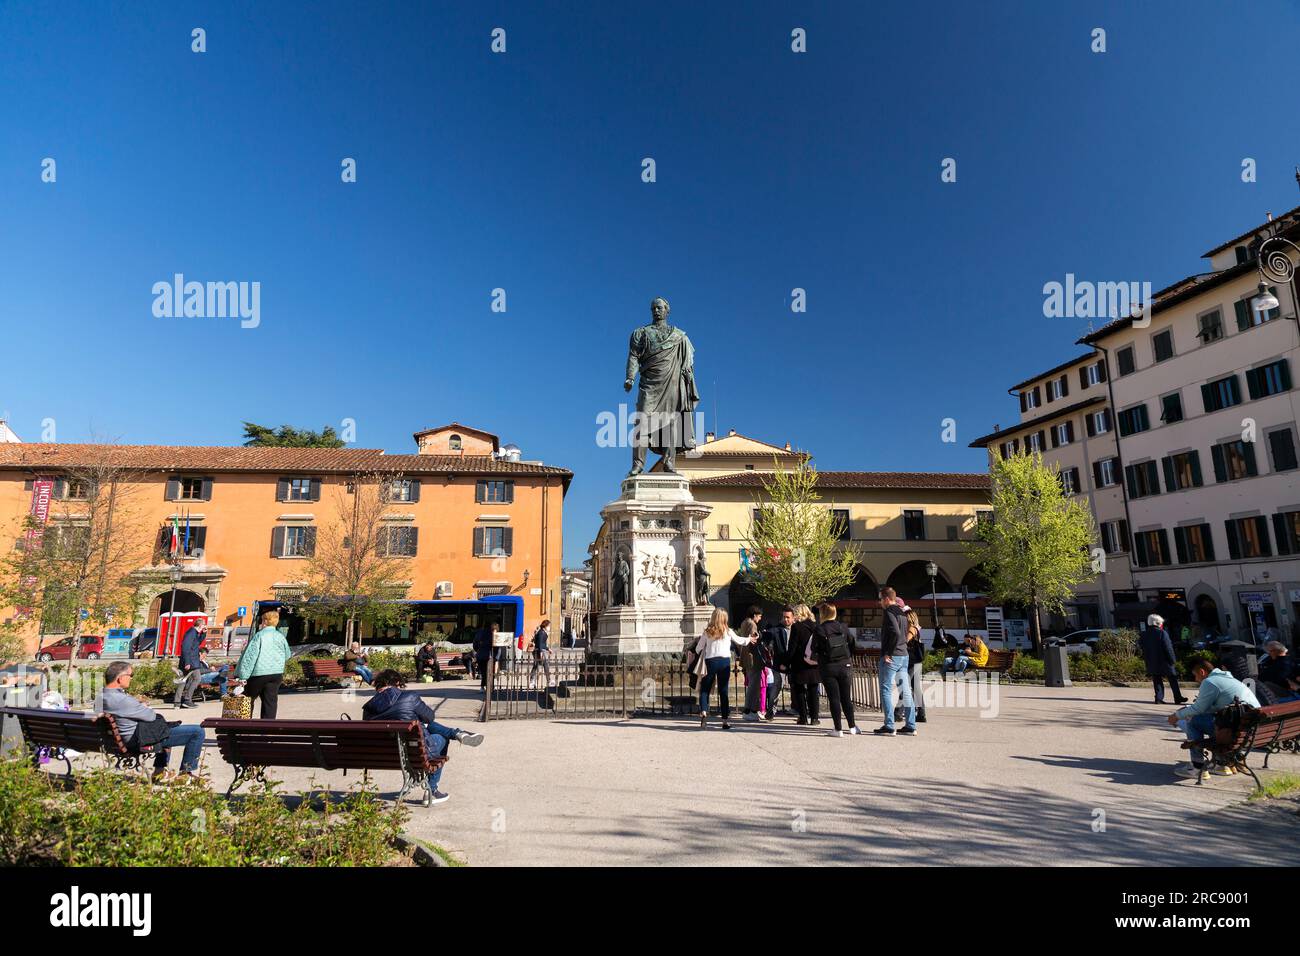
[{"x1": 0, "y1": 424, "x2": 570, "y2": 653}]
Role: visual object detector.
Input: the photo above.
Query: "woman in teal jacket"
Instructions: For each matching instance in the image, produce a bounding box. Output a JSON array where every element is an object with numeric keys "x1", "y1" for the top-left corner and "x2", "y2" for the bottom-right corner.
[{"x1": 236, "y1": 610, "x2": 292, "y2": 718}]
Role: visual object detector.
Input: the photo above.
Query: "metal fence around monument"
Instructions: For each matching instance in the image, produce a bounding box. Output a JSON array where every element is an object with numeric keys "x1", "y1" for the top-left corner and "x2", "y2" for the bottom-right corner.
[{"x1": 479, "y1": 653, "x2": 880, "y2": 721}]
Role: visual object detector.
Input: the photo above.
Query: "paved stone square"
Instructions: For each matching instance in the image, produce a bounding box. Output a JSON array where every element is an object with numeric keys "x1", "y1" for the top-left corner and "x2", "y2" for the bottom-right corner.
[{"x1": 175, "y1": 677, "x2": 1300, "y2": 866}]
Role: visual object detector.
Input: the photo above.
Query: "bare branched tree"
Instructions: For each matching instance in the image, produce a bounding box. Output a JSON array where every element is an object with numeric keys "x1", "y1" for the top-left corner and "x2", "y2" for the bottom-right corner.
[
  {"x1": 296, "y1": 472, "x2": 414, "y2": 645},
  {"x1": 0, "y1": 449, "x2": 153, "y2": 673}
]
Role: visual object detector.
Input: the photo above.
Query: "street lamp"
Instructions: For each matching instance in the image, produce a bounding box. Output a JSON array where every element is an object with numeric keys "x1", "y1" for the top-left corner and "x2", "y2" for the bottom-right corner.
[{"x1": 1254, "y1": 236, "x2": 1299, "y2": 330}]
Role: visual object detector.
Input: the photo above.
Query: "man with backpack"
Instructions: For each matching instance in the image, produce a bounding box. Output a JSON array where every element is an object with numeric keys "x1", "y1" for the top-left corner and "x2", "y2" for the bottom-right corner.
[{"x1": 1169, "y1": 657, "x2": 1259, "y2": 778}]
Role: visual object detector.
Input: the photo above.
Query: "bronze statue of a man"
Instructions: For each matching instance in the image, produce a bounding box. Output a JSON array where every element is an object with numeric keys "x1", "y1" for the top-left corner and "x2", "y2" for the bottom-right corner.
[{"x1": 624, "y1": 297, "x2": 700, "y2": 476}]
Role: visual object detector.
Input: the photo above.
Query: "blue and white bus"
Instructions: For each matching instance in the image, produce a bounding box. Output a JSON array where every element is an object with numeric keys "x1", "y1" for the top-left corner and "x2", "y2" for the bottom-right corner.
[{"x1": 251, "y1": 595, "x2": 525, "y2": 649}]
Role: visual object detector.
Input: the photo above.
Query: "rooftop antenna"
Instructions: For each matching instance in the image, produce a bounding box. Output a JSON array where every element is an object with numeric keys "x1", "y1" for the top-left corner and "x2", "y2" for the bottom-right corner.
[
  {"x1": 712, "y1": 385, "x2": 717, "y2": 439},
  {"x1": 1295, "y1": 166, "x2": 1299, "y2": 193}
]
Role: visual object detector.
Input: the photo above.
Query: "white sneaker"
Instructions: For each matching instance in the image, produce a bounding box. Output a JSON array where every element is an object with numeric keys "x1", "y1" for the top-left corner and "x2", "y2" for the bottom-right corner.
[
  {"x1": 828, "y1": 730, "x2": 843, "y2": 738},
  {"x1": 848, "y1": 726, "x2": 861, "y2": 735},
  {"x1": 1174, "y1": 763, "x2": 1205, "y2": 779}
]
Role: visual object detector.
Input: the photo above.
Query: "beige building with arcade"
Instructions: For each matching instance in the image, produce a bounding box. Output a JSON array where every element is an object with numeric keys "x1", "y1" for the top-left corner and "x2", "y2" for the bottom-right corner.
[{"x1": 587, "y1": 430, "x2": 991, "y2": 634}]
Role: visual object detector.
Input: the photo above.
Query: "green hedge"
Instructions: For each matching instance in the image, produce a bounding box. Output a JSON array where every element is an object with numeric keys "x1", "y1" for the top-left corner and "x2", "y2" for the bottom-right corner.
[{"x1": 0, "y1": 755, "x2": 408, "y2": 866}]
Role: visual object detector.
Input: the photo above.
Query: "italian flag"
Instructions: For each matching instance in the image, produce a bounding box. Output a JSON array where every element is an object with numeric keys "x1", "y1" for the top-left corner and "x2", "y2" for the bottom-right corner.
[{"x1": 169, "y1": 515, "x2": 180, "y2": 557}]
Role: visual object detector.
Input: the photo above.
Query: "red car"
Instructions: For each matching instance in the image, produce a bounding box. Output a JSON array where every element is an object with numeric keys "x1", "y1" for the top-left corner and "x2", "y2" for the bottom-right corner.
[{"x1": 35, "y1": 635, "x2": 105, "y2": 662}]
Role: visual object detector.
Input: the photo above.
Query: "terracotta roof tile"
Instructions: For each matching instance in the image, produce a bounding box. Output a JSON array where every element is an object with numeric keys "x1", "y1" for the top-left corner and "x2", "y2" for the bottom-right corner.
[
  {"x1": 690, "y1": 471, "x2": 989, "y2": 491},
  {"x1": 0, "y1": 444, "x2": 572, "y2": 482}
]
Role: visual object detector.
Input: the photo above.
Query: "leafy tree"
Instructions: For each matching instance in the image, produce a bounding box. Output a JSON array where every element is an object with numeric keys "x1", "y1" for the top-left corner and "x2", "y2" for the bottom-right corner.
[
  {"x1": 744, "y1": 460, "x2": 857, "y2": 609},
  {"x1": 0, "y1": 454, "x2": 152, "y2": 672},
  {"x1": 294, "y1": 473, "x2": 413, "y2": 645},
  {"x1": 242, "y1": 422, "x2": 345, "y2": 448},
  {"x1": 966, "y1": 451, "x2": 1097, "y2": 653}
]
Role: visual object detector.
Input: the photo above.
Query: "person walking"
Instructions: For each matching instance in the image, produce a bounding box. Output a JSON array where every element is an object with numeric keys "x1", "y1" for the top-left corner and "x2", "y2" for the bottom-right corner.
[
  {"x1": 472, "y1": 624, "x2": 492, "y2": 689},
  {"x1": 812, "y1": 603, "x2": 858, "y2": 737},
  {"x1": 234, "y1": 609, "x2": 291, "y2": 719},
  {"x1": 528, "y1": 619, "x2": 553, "y2": 690},
  {"x1": 787, "y1": 604, "x2": 821, "y2": 725},
  {"x1": 875, "y1": 588, "x2": 917, "y2": 736},
  {"x1": 762, "y1": 606, "x2": 794, "y2": 719},
  {"x1": 1139, "y1": 614, "x2": 1187, "y2": 705},
  {"x1": 737, "y1": 605, "x2": 765, "y2": 721},
  {"x1": 901, "y1": 609, "x2": 927, "y2": 724},
  {"x1": 691, "y1": 608, "x2": 756, "y2": 730}
]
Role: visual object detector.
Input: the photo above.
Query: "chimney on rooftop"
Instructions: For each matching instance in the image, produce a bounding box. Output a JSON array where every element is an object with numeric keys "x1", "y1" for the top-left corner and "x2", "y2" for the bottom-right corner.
[
  {"x1": 784, "y1": 442, "x2": 791, "y2": 451},
  {"x1": 728, "y1": 428, "x2": 736, "y2": 437},
  {"x1": 704, "y1": 432, "x2": 715, "y2": 443}
]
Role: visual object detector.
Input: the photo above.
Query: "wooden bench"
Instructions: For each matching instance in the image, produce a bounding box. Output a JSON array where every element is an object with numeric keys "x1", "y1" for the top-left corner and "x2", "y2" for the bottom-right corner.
[
  {"x1": 0, "y1": 706, "x2": 148, "y2": 777},
  {"x1": 200, "y1": 717, "x2": 449, "y2": 806},
  {"x1": 940, "y1": 649, "x2": 1016, "y2": 678},
  {"x1": 1183, "y1": 699, "x2": 1300, "y2": 787},
  {"x1": 298, "y1": 659, "x2": 359, "y2": 691},
  {"x1": 975, "y1": 650, "x2": 1017, "y2": 677}
]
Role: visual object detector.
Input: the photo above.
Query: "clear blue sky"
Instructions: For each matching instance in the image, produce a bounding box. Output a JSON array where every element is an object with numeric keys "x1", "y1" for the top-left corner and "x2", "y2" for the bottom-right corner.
[{"x1": 3, "y1": 1, "x2": 1299, "y2": 566}]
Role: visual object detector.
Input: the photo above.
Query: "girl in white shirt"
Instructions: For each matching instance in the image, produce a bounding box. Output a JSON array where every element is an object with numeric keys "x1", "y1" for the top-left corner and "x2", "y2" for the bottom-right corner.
[{"x1": 691, "y1": 608, "x2": 755, "y2": 730}]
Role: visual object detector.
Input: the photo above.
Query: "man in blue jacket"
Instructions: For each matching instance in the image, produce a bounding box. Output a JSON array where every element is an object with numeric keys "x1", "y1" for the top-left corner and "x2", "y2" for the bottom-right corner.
[
  {"x1": 173, "y1": 620, "x2": 230, "y2": 708},
  {"x1": 1138, "y1": 614, "x2": 1186, "y2": 705},
  {"x1": 1168, "y1": 657, "x2": 1259, "y2": 778},
  {"x1": 362, "y1": 669, "x2": 483, "y2": 804}
]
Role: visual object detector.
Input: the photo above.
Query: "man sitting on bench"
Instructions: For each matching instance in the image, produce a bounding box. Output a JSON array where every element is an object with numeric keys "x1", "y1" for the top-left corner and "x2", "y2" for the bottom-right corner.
[
  {"x1": 1169, "y1": 656, "x2": 1259, "y2": 779},
  {"x1": 941, "y1": 633, "x2": 988, "y2": 678},
  {"x1": 361, "y1": 669, "x2": 484, "y2": 805},
  {"x1": 97, "y1": 661, "x2": 206, "y2": 783},
  {"x1": 415, "y1": 639, "x2": 441, "y2": 682}
]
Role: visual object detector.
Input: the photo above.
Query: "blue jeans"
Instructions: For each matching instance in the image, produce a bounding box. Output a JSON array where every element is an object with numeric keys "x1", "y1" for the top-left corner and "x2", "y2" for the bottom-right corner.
[
  {"x1": 353, "y1": 664, "x2": 373, "y2": 684},
  {"x1": 941, "y1": 656, "x2": 972, "y2": 676},
  {"x1": 199, "y1": 667, "x2": 228, "y2": 697},
  {"x1": 1180, "y1": 713, "x2": 1217, "y2": 767},
  {"x1": 880, "y1": 657, "x2": 916, "y2": 731},
  {"x1": 699, "y1": 657, "x2": 732, "y2": 717},
  {"x1": 155, "y1": 724, "x2": 205, "y2": 773},
  {"x1": 423, "y1": 721, "x2": 460, "y2": 790}
]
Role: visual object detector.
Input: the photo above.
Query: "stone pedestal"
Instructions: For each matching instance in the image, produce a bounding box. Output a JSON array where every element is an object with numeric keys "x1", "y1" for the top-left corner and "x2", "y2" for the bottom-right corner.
[{"x1": 594, "y1": 474, "x2": 715, "y2": 657}]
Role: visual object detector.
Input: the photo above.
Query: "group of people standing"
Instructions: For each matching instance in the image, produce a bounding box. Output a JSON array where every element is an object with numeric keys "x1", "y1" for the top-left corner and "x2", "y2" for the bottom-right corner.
[{"x1": 688, "y1": 587, "x2": 922, "y2": 737}]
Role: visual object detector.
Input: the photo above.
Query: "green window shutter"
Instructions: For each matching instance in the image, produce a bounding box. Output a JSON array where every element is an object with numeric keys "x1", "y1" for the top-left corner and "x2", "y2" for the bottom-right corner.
[
  {"x1": 1200, "y1": 383, "x2": 1215, "y2": 413},
  {"x1": 165, "y1": 478, "x2": 181, "y2": 500},
  {"x1": 1225, "y1": 520, "x2": 1241, "y2": 560},
  {"x1": 1125, "y1": 465, "x2": 1138, "y2": 498},
  {"x1": 1245, "y1": 367, "x2": 1261, "y2": 401},
  {"x1": 1173, "y1": 526, "x2": 1188, "y2": 564},
  {"x1": 1211, "y1": 444, "x2": 1227, "y2": 482},
  {"x1": 1256, "y1": 517, "x2": 1272, "y2": 556},
  {"x1": 1234, "y1": 299, "x2": 1251, "y2": 331},
  {"x1": 1134, "y1": 533, "x2": 1149, "y2": 568},
  {"x1": 407, "y1": 527, "x2": 419, "y2": 556},
  {"x1": 503, "y1": 527, "x2": 514, "y2": 556},
  {"x1": 1274, "y1": 515, "x2": 1293, "y2": 556},
  {"x1": 1200, "y1": 524, "x2": 1215, "y2": 561},
  {"x1": 1157, "y1": 530, "x2": 1170, "y2": 565},
  {"x1": 1161, "y1": 456, "x2": 1176, "y2": 493},
  {"x1": 1243, "y1": 441, "x2": 1258, "y2": 477},
  {"x1": 276, "y1": 478, "x2": 290, "y2": 502},
  {"x1": 1189, "y1": 451, "x2": 1202, "y2": 487},
  {"x1": 1136, "y1": 405, "x2": 1149, "y2": 431},
  {"x1": 1145, "y1": 461, "x2": 1160, "y2": 494},
  {"x1": 473, "y1": 526, "x2": 485, "y2": 556},
  {"x1": 309, "y1": 479, "x2": 323, "y2": 502},
  {"x1": 1280, "y1": 359, "x2": 1293, "y2": 392},
  {"x1": 200, "y1": 478, "x2": 213, "y2": 501},
  {"x1": 303, "y1": 527, "x2": 317, "y2": 556},
  {"x1": 271, "y1": 526, "x2": 286, "y2": 558}
]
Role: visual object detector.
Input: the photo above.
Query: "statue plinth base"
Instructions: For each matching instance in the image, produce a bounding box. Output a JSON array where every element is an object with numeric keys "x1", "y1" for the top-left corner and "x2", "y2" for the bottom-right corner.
[{"x1": 594, "y1": 473, "x2": 714, "y2": 658}]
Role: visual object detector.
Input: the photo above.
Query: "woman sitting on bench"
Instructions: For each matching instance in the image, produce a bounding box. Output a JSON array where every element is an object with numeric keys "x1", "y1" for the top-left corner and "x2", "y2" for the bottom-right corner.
[
  {"x1": 941, "y1": 634, "x2": 988, "y2": 678},
  {"x1": 361, "y1": 669, "x2": 484, "y2": 804}
]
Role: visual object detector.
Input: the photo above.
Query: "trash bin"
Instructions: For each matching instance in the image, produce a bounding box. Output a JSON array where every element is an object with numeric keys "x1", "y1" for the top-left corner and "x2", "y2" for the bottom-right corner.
[
  {"x1": 0, "y1": 681, "x2": 42, "y2": 756},
  {"x1": 1215, "y1": 640, "x2": 1259, "y2": 681},
  {"x1": 1043, "y1": 640, "x2": 1072, "y2": 687}
]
